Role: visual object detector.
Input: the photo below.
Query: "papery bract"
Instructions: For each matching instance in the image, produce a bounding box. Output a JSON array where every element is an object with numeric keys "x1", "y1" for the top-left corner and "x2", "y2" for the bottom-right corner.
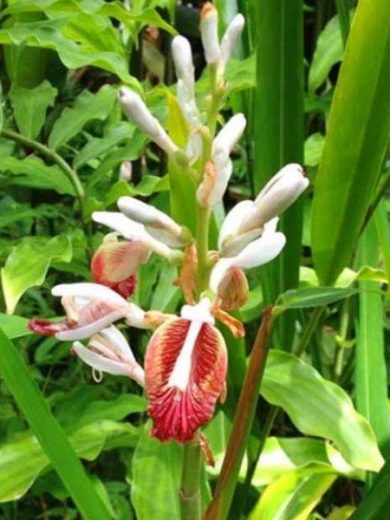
[{"x1": 144, "y1": 300, "x2": 227, "y2": 442}]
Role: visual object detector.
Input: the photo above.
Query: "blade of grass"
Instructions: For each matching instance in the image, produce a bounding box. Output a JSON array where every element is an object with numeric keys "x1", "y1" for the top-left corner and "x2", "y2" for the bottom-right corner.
[
  {"x1": 253, "y1": 0, "x2": 304, "y2": 350},
  {"x1": 355, "y1": 221, "x2": 390, "y2": 473},
  {"x1": 311, "y1": 0, "x2": 390, "y2": 285},
  {"x1": 0, "y1": 329, "x2": 109, "y2": 520},
  {"x1": 335, "y1": 0, "x2": 351, "y2": 46}
]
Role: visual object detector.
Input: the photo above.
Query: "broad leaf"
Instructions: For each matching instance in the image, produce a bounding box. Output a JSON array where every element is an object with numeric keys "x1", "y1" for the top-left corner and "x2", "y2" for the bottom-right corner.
[
  {"x1": 1, "y1": 235, "x2": 72, "y2": 314},
  {"x1": 131, "y1": 424, "x2": 182, "y2": 520},
  {"x1": 0, "y1": 314, "x2": 30, "y2": 339},
  {"x1": 49, "y1": 85, "x2": 117, "y2": 150},
  {"x1": 276, "y1": 286, "x2": 357, "y2": 310},
  {"x1": 1, "y1": 156, "x2": 76, "y2": 195},
  {"x1": 9, "y1": 80, "x2": 57, "y2": 138},
  {"x1": 262, "y1": 351, "x2": 384, "y2": 472},
  {"x1": 308, "y1": 14, "x2": 344, "y2": 92}
]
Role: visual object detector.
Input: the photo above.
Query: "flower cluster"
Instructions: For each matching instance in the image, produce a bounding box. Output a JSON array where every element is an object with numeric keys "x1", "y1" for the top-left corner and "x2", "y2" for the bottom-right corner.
[{"x1": 28, "y1": 3, "x2": 308, "y2": 444}]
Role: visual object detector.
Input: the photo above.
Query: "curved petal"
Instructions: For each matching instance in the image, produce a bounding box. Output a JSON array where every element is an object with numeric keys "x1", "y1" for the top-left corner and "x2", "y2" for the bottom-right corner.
[
  {"x1": 72, "y1": 341, "x2": 135, "y2": 377},
  {"x1": 52, "y1": 282, "x2": 126, "y2": 306},
  {"x1": 233, "y1": 231, "x2": 286, "y2": 270},
  {"x1": 218, "y1": 200, "x2": 255, "y2": 250},
  {"x1": 145, "y1": 318, "x2": 227, "y2": 442}
]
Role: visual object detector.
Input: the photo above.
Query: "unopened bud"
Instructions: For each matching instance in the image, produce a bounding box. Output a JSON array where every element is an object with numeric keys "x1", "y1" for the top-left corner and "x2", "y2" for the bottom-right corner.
[
  {"x1": 200, "y1": 3, "x2": 221, "y2": 64},
  {"x1": 240, "y1": 164, "x2": 309, "y2": 233},
  {"x1": 220, "y1": 14, "x2": 245, "y2": 65},
  {"x1": 213, "y1": 113, "x2": 246, "y2": 155},
  {"x1": 217, "y1": 266, "x2": 248, "y2": 311},
  {"x1": 119, "y1": 161, "x2": 132, "y2": 182},
  {"x1": 172, "y1": 36, "x2": 195, "y2": 90},
  {"x1": 119, "y1": 87, "x2": 178, "y2": 155}
]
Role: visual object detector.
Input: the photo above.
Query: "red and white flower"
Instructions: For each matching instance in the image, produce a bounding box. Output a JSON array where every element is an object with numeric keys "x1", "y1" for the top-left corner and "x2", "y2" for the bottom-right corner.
[{"x1": 144, "y1": 298, "x2": 227, "y2": 443}]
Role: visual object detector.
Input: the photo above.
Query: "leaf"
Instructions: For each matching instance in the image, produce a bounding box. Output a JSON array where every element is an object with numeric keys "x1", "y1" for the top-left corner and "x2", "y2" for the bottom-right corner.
[
  {"x1": 308, "y1": 14, "x2": 344, "y2": 92},
  {"x1": 104, "y1": 176, "x2": 169, "y2": 207},
  {"x1": 9, "y1": 80, "x2": 57, "y2": 139},
  {"x1": 0, "y1": 314, "x2": 31, "y2": 339},
  {"x1": 311, "y1": 0, "x2": 390, "y2": 285},
  {"x1": 131, "y1": 423, "x2": 182, "y2": 520},
  {"x1": 1, "y1": 156, "x2": 76, "y2": 195},
  {"x1": 249, "y1": 469, "x2": 337, "y2": 520},
  {"x1": 276, "y1": 286, "x2": 357, "y2": 310},
  {"x1": 73, "y1": 121, "x2": 135, "y2": 168},
  {"x1": 0, "y1": 329, "x2": 109, "y2": 518},
  {"x1": 0, "y1": 419, "x2": 138, "y2": 503},
  {"x1": 304, "y1": 132, "x2": 325, "y2": 167},
  {"x1": 1, "y1": 235, "x2": 72, "y2": 314},
  {"x1": 49, "y1": 85, "x2": 117, "y2": 150},
  {"x1": 261, "y1": 350, "x2": 384, "y2": 472}
]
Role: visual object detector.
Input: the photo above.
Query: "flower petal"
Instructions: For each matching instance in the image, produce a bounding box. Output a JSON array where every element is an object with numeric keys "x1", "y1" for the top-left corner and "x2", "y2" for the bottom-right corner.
[
  {"x1": 145, "y1": 317, "x2": 227, "y2": 442},
  {"x1": 52, "y1": 282, "x2": 126, "y2": 306},
  {"x1": 233, "y1": 231, "x2": 286, "y2": 270},
  {"x1": 72, "y1": 341, "x2": 139, "y2": 378},
  {"x1": 218, "y1": 200, "x2": 255, "y2": 250}
]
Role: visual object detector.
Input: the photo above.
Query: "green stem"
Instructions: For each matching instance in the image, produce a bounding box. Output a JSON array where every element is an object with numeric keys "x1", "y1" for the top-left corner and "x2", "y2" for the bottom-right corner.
[
  {"x1": 295, "y1": 306, "x2": 325, "y2": 357},
  {"x1": 180, "y1": 441, "x2": 203, "y2": 520},
  {"x1": 196, "y1": 205, "x2": 211, "y2": 294},
  {"x1": 203, "y1": 308, "x2": 274, "y2": 520},
  {"x1": 0, "y1": 128, "x2": 85, "y2": 212}
]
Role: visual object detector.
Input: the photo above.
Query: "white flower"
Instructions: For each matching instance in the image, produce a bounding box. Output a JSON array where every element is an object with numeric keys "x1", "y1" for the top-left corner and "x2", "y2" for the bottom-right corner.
[
  {"x1": 220, "y1": 14, "x2": 245, "y2": 70},
  {"x1": 200, "y1": 3, "x2": 221, "y2": 64},
  {"x1": 119, "y1": 87, "x2": 178, "y2": 155},
  {"x1": 72, "y1": 326, "x2": 145, "y2": 386}
]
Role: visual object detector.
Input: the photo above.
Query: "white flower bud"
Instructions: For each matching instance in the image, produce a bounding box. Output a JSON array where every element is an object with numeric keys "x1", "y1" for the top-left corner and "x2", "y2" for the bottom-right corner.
[
  {"x1": 220, "y1": 14, "x2": 245, "y2": 65},
  {"x1": 119, "y1": 87, "x2": 178, "y2": 155},
  {"x1": 172, "y1": 36, "x2": 195, "y2": 91},
  {"x1": 200, "y1": 3, "x2": 221, "y2": 64},
  {"x1": 213, "y1": 113, "x2": 246, "y2": 155},
  {"x1": 240, "y1": 164, "x2": 309, "y2": 232},
  {"x1": 119, "y1": 161, "x2": 132, "y2": 182}
]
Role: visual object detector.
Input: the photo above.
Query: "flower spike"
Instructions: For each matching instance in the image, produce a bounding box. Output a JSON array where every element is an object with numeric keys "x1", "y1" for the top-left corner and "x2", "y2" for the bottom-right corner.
[{"x1": 145, "y1": 299, "x2": 228, "y2": 442}]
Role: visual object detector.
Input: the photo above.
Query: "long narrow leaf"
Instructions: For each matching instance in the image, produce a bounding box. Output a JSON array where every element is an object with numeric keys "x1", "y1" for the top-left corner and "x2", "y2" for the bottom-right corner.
[
  {"x1": 311, "y1": 0, "x2": 390, "y2": 285},
  {"x1": 253, "y1": 0, "x2": 304, "y2": 350},
  {"x1": 0, "y1": 329, "x2": 109, "y2": 520}
]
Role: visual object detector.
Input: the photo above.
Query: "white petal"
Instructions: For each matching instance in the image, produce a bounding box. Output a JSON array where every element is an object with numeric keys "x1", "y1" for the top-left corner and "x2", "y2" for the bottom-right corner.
[
  {"x1": 52, "y1": 283, "x2": 126, "y2": 306},
  {"x1": 171, "y1": 36, "x2": 195, "y2": 91},
  {"x1": 180, "y1": 297, "x2": 214, "y2": 324},
  {"x1": 209, "y1": 258, "x2": 235, "y2": 294},
  {"x1": 72, "y1": 341, "x2": 136, "y2": 377},
  {"x1": 220, "y1": 14, "x2": 245, "y2": 65},
  {"x1": 125, "y1": 303, "x2": 149, "y2": 329},
  {"x1": 206, "y1": 150, "x2": 232, "y2": 207},
  {"x1": 168, "y1": 319, "x2": 203, "y2": 391},
  {"x1": 177, "y1": 79, "x2": 200, "y2": 128},
  {"x1": 213, "y1": 113, "x2": 246, "y2": 156},
  {"x1": 233, "y1": 232, "x2": 286, "y2": 270},
  {"x1": 218, "y1": 200, "x2": 255, "y2": 249},
  {"x1": 98, "y1": 326, "x2": 133, "y2": 358},
  {"x1": 200, "y1": 4, "x2": 221, "y2": 64},
  {"x1": 55, "y1": 308, "x2": 128, "y2": 341}
]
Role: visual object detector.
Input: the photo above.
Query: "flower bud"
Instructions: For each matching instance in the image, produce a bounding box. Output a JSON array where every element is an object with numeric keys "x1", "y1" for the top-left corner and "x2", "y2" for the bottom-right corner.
[
  {"x1": 119, "y1": 161, "x2": 132, "y2": 182},
  {"x1": 200, "y1": 2, "x2": 221, "y2": 64},
  {"x1": 216, "y1": 266, "x2": 249, "y2": 311},
  {"x1": 220, "y1": 14, "x2": 245, "y2": 65},
  {"x1": 118, "y1": 87, "x2": 178, "y2": 155},
  {"x1": 213, "y1": 113, "x2": 246, "y2": 156},
  {"x1": 239, "y1": 164, "x2": 309, "y2": 233},
  {"x1": 172, "y1": 36, "x2": 195, "y2": 90}
]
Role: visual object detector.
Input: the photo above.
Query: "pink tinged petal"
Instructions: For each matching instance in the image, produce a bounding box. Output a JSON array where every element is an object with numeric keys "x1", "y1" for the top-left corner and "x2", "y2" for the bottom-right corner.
[
  {"x1": 91, "y1": 235, "x2": 148, "y2": 297},
  {"x1": 200, "y1": 3, "x2": 221, "y2": 64},
  {"x1": 145, "y1": 317, "x2": 227, "y2": 442},
  {"x1": 240, "y1": 163, "x2": 309, "y2": 232},
  {"x1": 55, "y1": 300, "x2": 131, "y2": 341},
  {"x1": 220, "y1": 14, "x2": 245, "y2": 65},
  {"x1": 216, "y1": 266, "x2": 249, "y2": 311},
  {"x1": 28, "y1": 319, "x2": 67, "y2": 337}
]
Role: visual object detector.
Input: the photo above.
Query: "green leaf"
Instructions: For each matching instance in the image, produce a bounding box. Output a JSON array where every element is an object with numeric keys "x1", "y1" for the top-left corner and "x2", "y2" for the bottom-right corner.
[
  {"x1": 262, "y1": 350, "x2": 384, "y2": 472},
  {"x1": 104, "y1": 176, "x2": 169, "y2": 207},
  {"x1": 0, "y1": 329, "x2": 109, "y2": 518},
  {"x1": 1, "y1": 235, "x2": 72, "y2": 314},
  {"x1": 9, "y1": 79, "x2": 57, "y2": 139},
  {"x1": 131, "y1": 423, "x2": 183, "y2": 520},
  {"x1": 249, "y1": 469, "x2": 336, "y2": 520},
  {"x1": 49, "y1": 85, "x2": 117, "y2": 150},
  {"x1": 356, "y1": 222, "x2": 390, "y2": 460},
  {"x1": 0, "y1": 314, "x2": 31, "y2": 339},
  {"x1": 308, "y1": 14, "x2": 344, "y2": 92},
  {"x1": 276, "y1": 286, "x2": 357, "y2": 310},
  {"x1": 1, "y1": 155, "x2": 76, "y2": 195},
  {"x1": 0, "y1": 419, "x2": 137, "y2": 503},
  {"x1": 311, "y1": 0, "x2": 390, "y2": 285},
  {"x1": 304, "y1": 132, "x2": 325, "y2": 167}
]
